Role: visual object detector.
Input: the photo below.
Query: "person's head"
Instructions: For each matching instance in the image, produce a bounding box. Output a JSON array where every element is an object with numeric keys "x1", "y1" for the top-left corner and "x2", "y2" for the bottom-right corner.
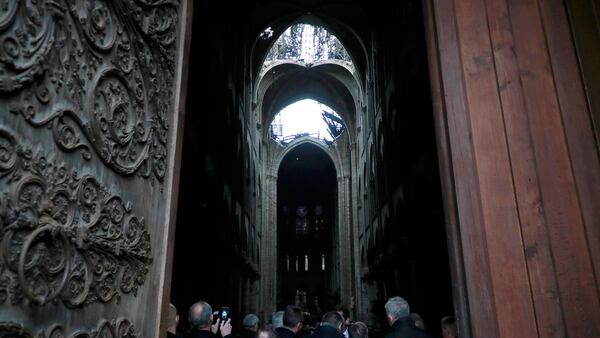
[
  {"x1": 411, "y1": 313, "x2": 425, "y2": 330},
  {"x1": 168, "y1": 303, "x2": 179, "y2": 334},
  {"x1": 349, "y1": 322, "x2": 368, "y2": 338},
  {"x1": 283, "y1": 305, "x2": 304, "y2": 333},
  {"x1": 334, "y1": 304, "x2": 350, "y2": 325},
  {"x1": 441, "y1": 316, "x2": 457, "y2": 338},
  {"x1": 272, "y1": 311, "x2": 285, "y2": 328},
  {"x1": 243, "y1": 314, "x2": 260, "y2": 332},
  {"x1": 258, "y1": 326, "x2": 278, "y2": 338},
  {"x1": 384, "y1": 297, "x2": 410, "y2": 325},
  {"x1": 321, "y1": 311, "x2": 344, "y2": 332},
  {"x1": 189, "y1": 301, "x2": 213, "y2": 330}
]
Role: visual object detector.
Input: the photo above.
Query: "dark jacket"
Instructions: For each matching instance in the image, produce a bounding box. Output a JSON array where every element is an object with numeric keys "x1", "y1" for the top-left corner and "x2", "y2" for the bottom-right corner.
[
  {"x1": 185, "y1": 330, "x2": 217, "y2": 338},
  {"x1": 384, "y1": 317, "x2": 435, "y2": 338},
  {"x1": 236, "y1": 328, "x2": 257, "y2": 338},
  {"x1": 306, "y1": 323, "x2": 343, "y2": 338},
  {"x1": 185, "y1": 329, "x2": 232, "y2": 338},
  {"x1": 276, "y1": 327, "x2": 297, "y2": 338}
]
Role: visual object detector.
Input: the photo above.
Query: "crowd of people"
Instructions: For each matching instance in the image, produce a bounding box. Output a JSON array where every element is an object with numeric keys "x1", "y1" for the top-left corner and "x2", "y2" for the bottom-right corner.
[{"x1": 167, "y1": 297, "x2": 458, "y2": 338}]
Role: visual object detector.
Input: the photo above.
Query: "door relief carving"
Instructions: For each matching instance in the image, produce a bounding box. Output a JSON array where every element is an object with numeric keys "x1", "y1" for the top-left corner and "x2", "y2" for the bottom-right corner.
[
  {"x1": 0, "y1": 0, "x2": 180, "y2": 184},
  {"x1": 0, "y1": 128, "x2": 152, "y2": 307},
  {"x1": 0, "y1": 317, "x2": 139, "y2": 337},
  {"x1": 0, "y1": 0, "x2": 188, "y2": 335}
]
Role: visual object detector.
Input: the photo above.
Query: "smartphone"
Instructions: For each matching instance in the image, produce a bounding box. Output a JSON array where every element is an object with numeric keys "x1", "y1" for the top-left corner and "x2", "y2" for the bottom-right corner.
[{"x1": 220, "y1": 307, "x2": 229, "y2": 321}]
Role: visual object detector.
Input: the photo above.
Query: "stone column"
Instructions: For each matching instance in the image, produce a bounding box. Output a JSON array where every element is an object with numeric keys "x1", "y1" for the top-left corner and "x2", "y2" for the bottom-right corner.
[
  {"x1": 337, "y1": 175, "x2": 353, "y2": 308},
  {"x1": 260, "y1": 173, "x2": 278, "y2": 318}
]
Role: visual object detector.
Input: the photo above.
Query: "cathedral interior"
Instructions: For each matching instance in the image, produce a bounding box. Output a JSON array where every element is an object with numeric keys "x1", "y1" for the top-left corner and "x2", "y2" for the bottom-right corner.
[
  {"x1": 171, "y1": 0, "x2": 454, "y2": 334},
  {"x1": 0, "y1": 0, "x2": 598, "y2": 337}
]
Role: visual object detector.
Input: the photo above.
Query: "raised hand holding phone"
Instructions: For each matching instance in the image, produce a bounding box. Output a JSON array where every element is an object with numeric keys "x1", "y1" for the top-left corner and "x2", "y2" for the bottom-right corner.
[
  {"x1": 211, "y1": 318, "x2": 221, "y2": 334},
  {"x1": 219, "y1": 318, "x2": 232, "y2": 337}
]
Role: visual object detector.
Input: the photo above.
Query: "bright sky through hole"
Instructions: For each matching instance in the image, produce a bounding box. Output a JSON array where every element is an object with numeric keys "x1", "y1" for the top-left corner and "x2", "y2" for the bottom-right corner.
[
  {"x1": 263, "y1": 23, "x2": 353, "y2": 71},
  {"x1": 271, "y1": 99, "x2": 344, "y2": 143}
]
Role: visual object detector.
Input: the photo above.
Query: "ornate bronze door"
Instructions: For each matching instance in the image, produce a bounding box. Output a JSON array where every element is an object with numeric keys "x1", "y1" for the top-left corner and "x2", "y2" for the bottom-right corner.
[{"x1": 0, "y1": 0, "x2": 191, "y2": 336}]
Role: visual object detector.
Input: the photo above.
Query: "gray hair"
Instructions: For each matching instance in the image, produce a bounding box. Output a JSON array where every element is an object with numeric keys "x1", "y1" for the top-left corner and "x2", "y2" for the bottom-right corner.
[
  {"x1": 189, "y1": 301, "x2": 213, "y2": 328},
  {"x1": 272, "y1": 311, "x2": 284, "y2": 328},
  {"x1": 243, "y1": 314, "x2": 260, "y2": 328},
  {"x1": 349, "y1": 322, "x2": 368, "y2": 338},
  {"x1": 384, "y1": 297, "x2": 410, "y2": 321}
]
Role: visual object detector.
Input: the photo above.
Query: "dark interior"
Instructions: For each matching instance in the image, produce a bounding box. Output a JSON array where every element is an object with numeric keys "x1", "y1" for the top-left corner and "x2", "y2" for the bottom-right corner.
[{"x1": 171, "y1": 0, "x2": 454, "y2": 336}]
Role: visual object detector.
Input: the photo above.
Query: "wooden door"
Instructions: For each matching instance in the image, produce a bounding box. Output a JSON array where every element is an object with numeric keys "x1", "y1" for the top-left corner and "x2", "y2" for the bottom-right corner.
[
  {"x1": 424, "y1": 0, "x2": 600, "y2": 336},
  {"x1": 0, "y1": 0, "x2": 191, "y2": 337}
]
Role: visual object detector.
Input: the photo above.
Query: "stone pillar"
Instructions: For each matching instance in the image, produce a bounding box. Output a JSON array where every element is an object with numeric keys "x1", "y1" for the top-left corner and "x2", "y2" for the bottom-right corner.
[
  {"x1": 337, "y1": 175, "x2": 353, "y2": 308},
  {"x1": 260, "y1": 173, "x2": 278, "y2": 318},
  {"x1": 349, "y1": 144, "x2": 362, "y2": 319}
]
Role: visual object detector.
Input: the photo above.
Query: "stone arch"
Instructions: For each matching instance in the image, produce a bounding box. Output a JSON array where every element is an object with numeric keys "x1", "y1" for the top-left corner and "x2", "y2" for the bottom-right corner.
[
  {"x1": 261, "y1": 137, "x2": 353, "y2": 313},
  {"x1": 272, "y1": 137, "x2": 343, "y2": 177},
  {"x1": 258, "y1": 69, "x2": 358, "y2": 143}
]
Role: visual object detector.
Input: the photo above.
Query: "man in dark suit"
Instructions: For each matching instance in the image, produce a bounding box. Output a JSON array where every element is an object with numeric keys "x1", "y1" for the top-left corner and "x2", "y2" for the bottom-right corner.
[
  {"x1": 383, "y1": 297, "x2": 434, "y2": 338},
  {"x1": 237, "y1": 314, "x2": 260, "y2": 338},
  {"x1": 276, "y1": 306, "x2": 304, "y2": 338},
  {"x1": 306, "y1": 312, "x2": 344, "y2": 338},
  {"x1": 185, "y1": 301, "x2": 233, "y2": 338}
]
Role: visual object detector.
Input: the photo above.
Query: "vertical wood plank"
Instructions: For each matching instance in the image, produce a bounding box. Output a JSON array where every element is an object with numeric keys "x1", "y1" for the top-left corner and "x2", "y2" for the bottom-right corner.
[
  {"x1": 452, "y1": 0, "x2": 539, "y2": 335},
  {"x1": 564, "y1": 0, "x2": 600, "y2": 152},
  {"x1": 430, "y1": 0, "x2": 600, "y2": 336},
  {"x1": 423, "y1": 0, "x2": 472, "y2": 336},
  {"x1": 482, "y1": 0, "x2": 566, "y2": 336},
  {"x1": 431, "y1": 0, "x2": 500, "y2": 336},
  {"x1": 506, "y1": 0, "x2": 600, "y2": 336},
  {"x1": 538, "y1": 0, "x2": 600, "y2": 298}
]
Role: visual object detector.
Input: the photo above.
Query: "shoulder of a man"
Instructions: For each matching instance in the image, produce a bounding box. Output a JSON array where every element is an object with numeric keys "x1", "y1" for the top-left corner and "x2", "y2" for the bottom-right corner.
[
  {"x1": 384, "y1": 326, "x2": 404, "y2": 338},
  {"x1": 410, "y1": 327, "x2": 436, "y2": 338},
  {"x1": 188, "y1": 330, "x2": 218, "y2": 338},
  {"x1": 276, "y1": 327, "x2": 295, "y2": 338},
  {"x1": 419, "y1": 331, "x2": 436, "y2": 338}
]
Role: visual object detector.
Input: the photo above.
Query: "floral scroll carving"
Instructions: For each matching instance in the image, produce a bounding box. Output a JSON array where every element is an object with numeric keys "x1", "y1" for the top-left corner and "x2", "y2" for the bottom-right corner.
[
  {"x1": 0, "y1": 318, "x2": 139, "y2": 337},
  {"x1": 0, "y1": 0, "x2": 180, "y2": 184},
  {"x1": 0, "y1": 129, "x2": 152, "y2": 307}
]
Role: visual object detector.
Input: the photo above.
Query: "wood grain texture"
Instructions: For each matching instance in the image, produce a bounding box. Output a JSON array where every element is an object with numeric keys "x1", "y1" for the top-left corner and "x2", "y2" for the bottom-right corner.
[
  {"x1": 539, "y1": 0, "x2": 600, "y2": 303},
  {"x1": 427, "y1": 0, "x2": 600, "y2": 336},
  {"x1": 453, "y1": 0, "x2": 538, "y2": 335},
  {"x1": 423, "y1": 0, "x2": 472, "y2": 336},
  {"x1": 431, "y1": 0, "x2": 500, "y2": 336},
  {"x1": 565, "y1": 0, "x2": 600, "y2": 153},
  {"x1": 483, "y1": 0, "x2": 565, "y2": 335},
  {"x1": 506, "y1": 0, "x2": 600, "y2": 336}
]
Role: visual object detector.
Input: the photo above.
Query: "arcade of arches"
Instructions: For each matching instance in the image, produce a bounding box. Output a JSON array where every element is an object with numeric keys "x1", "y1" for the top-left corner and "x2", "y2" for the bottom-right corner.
[{"x1": 0, "y1": 0, "x2": 599, "y2": 338}]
